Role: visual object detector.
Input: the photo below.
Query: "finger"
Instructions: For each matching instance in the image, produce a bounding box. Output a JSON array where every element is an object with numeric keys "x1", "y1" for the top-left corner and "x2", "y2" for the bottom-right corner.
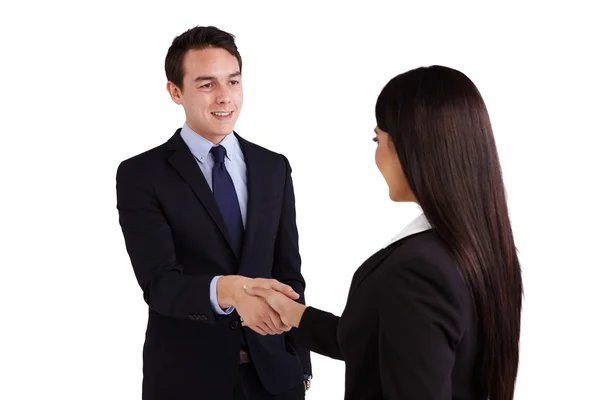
[
  {"x1": 244, "y1": 285, "x2": 270, "y2": 298},
  {"x1": 251, "y1": 279, "x2": 299, "y2": 300},
  {"x1": 258, "y1": 321, "x2": 279, "y2": 335},
  {"x1": 242, "y1": 287, "x2": 287, "y2": 318},
  {"x1": 256, "y1": 322, "x2": 273, "y2": 335},
  {"x1": 268, "y1": 310, "x2": 287, "y2": 332},
  {"x1": 267, "y1": 279, "x2": 300, "y2": 299},
  {"x1": 249, "y1": 324, "x2": 268, "y2": 336},
  {"x1": 260, "y1": 313, "x2": 280, "y2": 334}
]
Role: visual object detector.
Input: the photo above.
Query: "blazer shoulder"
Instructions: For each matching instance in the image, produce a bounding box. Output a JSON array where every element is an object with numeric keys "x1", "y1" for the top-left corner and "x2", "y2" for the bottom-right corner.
[
  {"x1": 116, "y1": 141, "x2": 169, "y2": 180},
  {"x1": 381, "y1": 231, "x2": 470, "y2": 306},
  {"x1": 238, "y1": 135, "x2": 291, "y2": 170},
  {"x1": 390, "y1": 231, "x2": 454, "y2": 267}
]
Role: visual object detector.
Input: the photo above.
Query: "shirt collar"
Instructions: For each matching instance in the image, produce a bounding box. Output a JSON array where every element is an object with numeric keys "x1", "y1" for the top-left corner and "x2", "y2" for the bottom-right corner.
[
  {"x1": 385, "y1": 212, "x2": 432, "y2": 247},
  {"x1": 180, "y1": 122, "x2": 238, "y2": 163}
]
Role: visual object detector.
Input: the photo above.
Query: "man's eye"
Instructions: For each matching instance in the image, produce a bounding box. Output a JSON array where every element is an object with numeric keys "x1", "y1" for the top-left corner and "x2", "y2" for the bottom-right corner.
[
  {"x1": 230, "y1": 80, "x2": 239, "y2": 85},
  {"x1": 372, "y1": 137, "x2": 378, "y2": 143}
]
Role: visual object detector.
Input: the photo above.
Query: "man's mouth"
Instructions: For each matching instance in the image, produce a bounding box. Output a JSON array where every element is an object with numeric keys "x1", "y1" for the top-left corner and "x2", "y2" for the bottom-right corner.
[{"x1": 211, "y1": 111, "x2": 233, "y2": 117}]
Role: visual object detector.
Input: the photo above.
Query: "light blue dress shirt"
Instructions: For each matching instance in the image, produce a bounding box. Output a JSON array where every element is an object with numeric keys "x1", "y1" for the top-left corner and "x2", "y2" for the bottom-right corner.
[{"x1": 180, "y1": 122, "x2": 247, "y2": 315}]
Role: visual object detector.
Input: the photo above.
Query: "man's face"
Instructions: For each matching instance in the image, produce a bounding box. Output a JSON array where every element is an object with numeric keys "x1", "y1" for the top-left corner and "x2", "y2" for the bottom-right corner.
[{"x1": 168, "y1": 47, "x2": 243, "y2": 143}]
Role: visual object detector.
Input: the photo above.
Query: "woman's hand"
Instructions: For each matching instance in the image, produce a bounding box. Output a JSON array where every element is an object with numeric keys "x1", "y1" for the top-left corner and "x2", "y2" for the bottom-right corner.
[
  {"x1": 243, "y1": 284, "x2": 307, "y2": 329},
  {"x1": 220, "y1": 277, "x2": 300, "y2": 335}
]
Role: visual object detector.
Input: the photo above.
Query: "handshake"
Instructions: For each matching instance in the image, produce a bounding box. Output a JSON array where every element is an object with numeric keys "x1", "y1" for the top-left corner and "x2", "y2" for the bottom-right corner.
[{"x1": 216, "y1": 276, "x2": 307, "y2": 336}]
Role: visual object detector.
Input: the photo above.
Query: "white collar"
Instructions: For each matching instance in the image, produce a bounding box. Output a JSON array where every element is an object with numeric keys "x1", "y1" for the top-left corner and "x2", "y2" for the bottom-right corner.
[
  {"x1": 385, "y1": 213, "x2": 432, "y2": 247},
  {"x1": 180, "y1": 122, "x2": 239, "y2": 163}
]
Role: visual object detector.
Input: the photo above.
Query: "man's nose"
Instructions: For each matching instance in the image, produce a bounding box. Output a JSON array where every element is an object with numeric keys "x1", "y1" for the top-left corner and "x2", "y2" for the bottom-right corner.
[{"x1": 215, "y1": 86, "x2": 231, "y2": 104}]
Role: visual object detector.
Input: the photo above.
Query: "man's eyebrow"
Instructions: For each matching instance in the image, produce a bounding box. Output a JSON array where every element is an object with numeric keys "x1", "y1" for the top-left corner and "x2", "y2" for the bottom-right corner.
[{"x1": 193, "y1": 72, "x2": 241, "y2": 82}]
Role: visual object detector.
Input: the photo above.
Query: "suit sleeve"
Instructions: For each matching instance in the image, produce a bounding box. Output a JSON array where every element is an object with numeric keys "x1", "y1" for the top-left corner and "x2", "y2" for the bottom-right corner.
[
  {"x1": 377, "y1": 255, "x2": 465, "y2": 399},
  {"x1": 116, "y1": 160, "x2": 218, "y2": 323},
  {"x1": 295, "y1": 306, "x2": 344, "y2": 360},
  {"x1": 271, "y1": 155, "x2": 312, "y2": 376}
]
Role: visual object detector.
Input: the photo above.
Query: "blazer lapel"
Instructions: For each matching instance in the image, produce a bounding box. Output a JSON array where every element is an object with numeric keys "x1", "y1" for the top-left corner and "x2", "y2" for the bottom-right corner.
[
  {"x1": 234, "y1": 133, "x2": 263, "y2": 271},
  {"x1": 166, "y1": 130, "x2": 237, "y2": 256}
]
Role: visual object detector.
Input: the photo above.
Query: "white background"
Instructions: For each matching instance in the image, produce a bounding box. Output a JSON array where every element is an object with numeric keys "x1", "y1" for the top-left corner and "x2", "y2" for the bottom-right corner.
[{"x1": 1, "y1": 1, "x2": 599, "y2": 399}]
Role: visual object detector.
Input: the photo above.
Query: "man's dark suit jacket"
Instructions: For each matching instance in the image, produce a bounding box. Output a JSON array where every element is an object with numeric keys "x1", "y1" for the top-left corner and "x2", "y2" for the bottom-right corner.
[
  {"x1": 296, "y1": 231, "x2": 480, "y2": 400},
  {"x1": 116, "y1": 129, "x2": 311, "y2": 400}
]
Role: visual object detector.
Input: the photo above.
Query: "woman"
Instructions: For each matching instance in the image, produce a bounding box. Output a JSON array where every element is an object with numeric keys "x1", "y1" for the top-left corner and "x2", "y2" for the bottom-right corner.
[{"x1": 246, "y1": 65, "x2": 523, "y2": 400}]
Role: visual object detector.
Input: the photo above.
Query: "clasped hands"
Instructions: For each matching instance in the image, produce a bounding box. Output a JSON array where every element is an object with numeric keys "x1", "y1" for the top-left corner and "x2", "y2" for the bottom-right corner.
[{"x1": 217, "y1": 276, "x2": 306, "y2": 336}]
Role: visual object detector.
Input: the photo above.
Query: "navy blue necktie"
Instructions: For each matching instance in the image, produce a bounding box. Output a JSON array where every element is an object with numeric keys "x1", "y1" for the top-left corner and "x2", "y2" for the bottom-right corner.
[
  {"x1": 210, "y1": 145, "x2": 247, "y2": 349},
  {"x1": 210, "y1": 145, "x2": 244, "y2": 256}
]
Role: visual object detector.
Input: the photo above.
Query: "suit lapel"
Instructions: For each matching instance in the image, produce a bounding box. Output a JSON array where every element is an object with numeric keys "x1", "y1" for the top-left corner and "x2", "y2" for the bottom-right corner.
[
  {"x1": 166, "y1": 130, "x2": 237, "y2": 256},
  {"x1": 235, "y1": 133, "x2": 264, "y2": 271}
]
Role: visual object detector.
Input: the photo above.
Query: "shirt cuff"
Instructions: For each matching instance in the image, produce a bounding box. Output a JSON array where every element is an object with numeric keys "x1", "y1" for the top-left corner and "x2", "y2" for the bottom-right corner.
[{"x1": 209, "y1": 275, "x2": 235, "y2": 315}]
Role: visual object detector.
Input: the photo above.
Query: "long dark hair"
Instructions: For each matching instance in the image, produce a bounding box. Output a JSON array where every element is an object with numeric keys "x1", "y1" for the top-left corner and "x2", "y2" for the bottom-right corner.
[{"x1": 375, "y1": 65, "x2": 523, "y2": 399}]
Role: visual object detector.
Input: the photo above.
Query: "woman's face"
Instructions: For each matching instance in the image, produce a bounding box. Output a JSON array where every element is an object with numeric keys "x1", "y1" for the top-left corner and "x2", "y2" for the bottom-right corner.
[{"x1": 374, "y1": 126, "x2": 417, "y2": 203}]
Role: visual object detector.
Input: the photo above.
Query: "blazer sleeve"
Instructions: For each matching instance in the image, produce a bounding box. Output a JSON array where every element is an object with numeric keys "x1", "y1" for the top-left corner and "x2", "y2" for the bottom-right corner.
[
  {"x1": 271, "y1": 155, "x2": 312, "y2": 375},
  {"x1": 377, "y1": 254, "x2": 466, "y2": 399},
  {"x1": 295, "y1": 306, "x2": 344, "y2": 361},
  {"x1": 116, "y1": 160, "x2": 217, "y2": 323}
]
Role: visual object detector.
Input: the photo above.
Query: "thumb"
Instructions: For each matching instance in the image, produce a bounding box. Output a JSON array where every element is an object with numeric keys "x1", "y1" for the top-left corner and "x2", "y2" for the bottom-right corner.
[
  {"x1": 244, "y1": 286, "x2": 285, "y2": 313},
  {"x1": 265, "y1": 292, "x2": 286, "y2": 314}
]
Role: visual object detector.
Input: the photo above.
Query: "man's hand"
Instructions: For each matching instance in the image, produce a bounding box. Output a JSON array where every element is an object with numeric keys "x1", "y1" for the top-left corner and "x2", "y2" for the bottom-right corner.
[
  {"x1": 217, "y1": 276, "x2": 300, "y2": 335},
  {"x1": 244, "y1": 285, "x2": 307, "y2": 329},
  {"x1": 234, "y1": 288, "x2": 292, "y2": 335}
]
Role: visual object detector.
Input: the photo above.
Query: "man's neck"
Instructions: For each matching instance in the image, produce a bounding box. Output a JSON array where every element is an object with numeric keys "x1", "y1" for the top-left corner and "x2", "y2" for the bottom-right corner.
[{"x1": 185, "y1": 122, "x2": 230, "y2": 145}]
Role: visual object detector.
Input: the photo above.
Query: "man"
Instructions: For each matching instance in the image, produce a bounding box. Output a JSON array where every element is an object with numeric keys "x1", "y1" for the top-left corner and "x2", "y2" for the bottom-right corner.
[{"x1": 116, "y1": 25, "x2": 311, "y2": 399}]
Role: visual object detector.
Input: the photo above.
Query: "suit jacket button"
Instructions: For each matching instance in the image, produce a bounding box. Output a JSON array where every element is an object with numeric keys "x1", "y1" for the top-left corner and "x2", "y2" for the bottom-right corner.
[{"x1": 230, "y1": 321, "x2": 239, "y2": 329}]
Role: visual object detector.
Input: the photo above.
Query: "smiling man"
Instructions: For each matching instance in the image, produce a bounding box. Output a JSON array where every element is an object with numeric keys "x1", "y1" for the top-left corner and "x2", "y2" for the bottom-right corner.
[{"x1": 115, "y1": 26, "x2": 311, "y2": 400}]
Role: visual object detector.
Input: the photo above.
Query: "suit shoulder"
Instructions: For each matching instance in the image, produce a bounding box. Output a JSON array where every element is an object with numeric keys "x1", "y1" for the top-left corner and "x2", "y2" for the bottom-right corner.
[
  {"x1": 242, "y1": 137, "x2": 282, "y2": 157},
  {"x1": 240, "y1": 136, "x2": 290, "y2": 168},
  {"x1": 116, "y1": 141, "x2": 169, "y2": 176},
  {"x1": 119, "y1": 142, "x2": 167, "y2": 168},
  {"x1": 392, "y1": 231, "x2": 454, "y2": 265},
  {"x1": 382, "y1": 231, "x2": 468, "y2": 298},
  {"x1": 377, "y1": 231, "x2": 473, "y2": 344}
]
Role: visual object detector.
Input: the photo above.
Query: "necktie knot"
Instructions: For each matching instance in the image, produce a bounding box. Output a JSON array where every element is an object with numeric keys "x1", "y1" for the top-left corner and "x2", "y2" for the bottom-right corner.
[{"x1": 210, "y1": 145, "x2": 227, "y2": 164}]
